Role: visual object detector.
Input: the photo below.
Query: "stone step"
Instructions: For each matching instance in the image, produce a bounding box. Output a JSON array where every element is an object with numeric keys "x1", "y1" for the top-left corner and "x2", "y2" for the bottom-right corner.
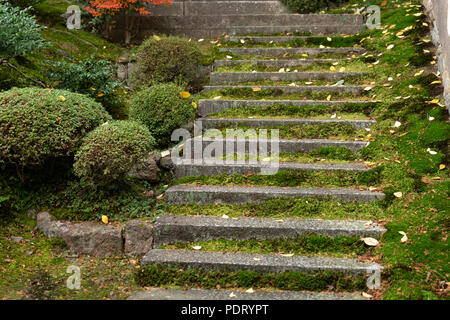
[
  {"x1": 153, "y1": 215, "x2": 386, "y2": 246},
  {"x1": 174, "y1": 161, "x2": 369, "y2": 178},
  {"x1": 210, "y1": 71, "x2": 368, "y2": 85},
  {"x1": 141, "y1": 249, "x2": 383, "y2": 274},
  {"x1": 204, "y1": 85, "x2": 366, "y2": 94},
  {"x1": 128, "y1": 288, "x2": 366, "y2": 300},
  {"x1": 198, "y1": 99, "x2": 372, "y2": 116},
  {"x1": 142, "y1": 14, "x2": 364, "y2": 28},
  {"x1": 181, "y1": 137, "x2": 369, "y2": 157},
  {"x1": 214, "y1": 59, "x2": 337, "y2": 68},
  {"x1": 225, "y1": 35, "x2": 336, "y2": 43},
  {"x1": 198, "y1": 118, "x2": 376, "y2": 129},
  {"x1": 138, "y1": 25, "x2": 366, "y2": 39},
  {"x1": 165, "y1": 185, "x2": 385, "y2": 205},
  {"x1": 219, "y1": 47, "x2": 365, "y2": 56},
  {"x1": 147, "y1": 1, "x2": 290, "y2": 16}
]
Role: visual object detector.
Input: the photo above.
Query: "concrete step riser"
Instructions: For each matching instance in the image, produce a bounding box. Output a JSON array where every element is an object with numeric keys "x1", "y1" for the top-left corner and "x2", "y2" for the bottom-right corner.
[
  {"x1": 140, "y1": 25, "x2": 366, "y2": 38},
  {"x1": 141, "y1": 14, "x2": 364, "y2": 28},
  {"x1": 181, "y1": 138, "x2": 368, "y2": 158},
  {"x1": 174, "y1": 162, "x2": 369, "y2": 178},
  {"x1": 165, "y1": 185, "x2": 385, "y2": 205},
  {"x1": 153, "y1": 215, "x2": 386, "y2": 247},
  {"x1": 141, "y1": 249, "x2": 383, "y2": 274},
  {"x1": 128, "y1": 288, "x2": 366, "y2": 300},
  {"x1": 204, "y1": 85, "x2": 365, "y2": 94},
  {"x1": 210, "y1": 72, "x2": 367, "y2": 85},
  {"x1": 225, "y1": 35, "x2": 327, "y2": 43},
  {"x1": 199, "y1": 118, "x2": 375, "y2": 129},
  {"x1": 214, "y1": 59, "x2": 336, "y2": 68},
  {"x1": 220, "y1": 47, "x2": 365, "y2": 56},
  {"x1": 198, "y1": 99, "x2": 371, "y2": 117}
]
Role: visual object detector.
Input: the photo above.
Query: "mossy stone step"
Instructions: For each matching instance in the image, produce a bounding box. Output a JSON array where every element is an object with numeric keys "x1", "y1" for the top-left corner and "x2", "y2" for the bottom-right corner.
[
  {"x1": 224, "y1": 25, "x2": 365, "y2": 37},
  {"x1": 198, "y1": 99, "x2": 373, "y2": 116},
  {"x1": 141, "y1": 249, "x2": 382, "y2": 274},
  {"x1": 198, "y1": 117, "x2": 375, "y2": 129},
  {"x1": 153, "y1": 215, "x2": 386, "y2": 247},
  {"x1": 219, "y1": 47, "x2": 365, "y2": 56},
  {"x1": 165, "y1": 185, "x2": 385, "y2": 205},
  {"x1": 128, "y1": 288, "x2": 366, "y2": 300},
  {"x1": 181, "y1": 138, "x2": 369, "y2": 157},
  {"x1": 204, "y1": 85, "x2": 366, "y2": 94},
  {"x1": 174, "y1": 161, "x2": 369, "y2": 178},
  {"x1": 210, "y1": 71, "x2": 368, "y2": 85},
  {"x1": 214, "y1": 59, "x2": 337, "y2": 68},
  {"x1": 225, "y1": 35, "x2": 342, "y2": 43}
]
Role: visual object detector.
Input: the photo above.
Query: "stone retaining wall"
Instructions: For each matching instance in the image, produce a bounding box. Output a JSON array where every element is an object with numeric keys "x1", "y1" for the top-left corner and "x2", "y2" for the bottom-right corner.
[{"x1": 421, "y1": 0, "x2": 450, "y2": 113}]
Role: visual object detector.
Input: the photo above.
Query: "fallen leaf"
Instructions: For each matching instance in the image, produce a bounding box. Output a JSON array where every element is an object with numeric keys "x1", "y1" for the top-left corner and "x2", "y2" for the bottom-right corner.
[
  {"x1": 101, "y1": 215, "x2": 108, "y2": 224},
  {"x1": 394, "y1": 192, "x2": 403, "y2": 198},
  {"x1": 439, "y1": 164, "x2": 446, "y2": 170},
  {"x1": 361, "y1": 237, "x2": 379, "y2": 246},
  {"x1": 192, "y1": 246, "x2": 202, "y2": 250},
  {"x1": 362, "y1": 292, "x2": 373, "y2": 298},
  {"x1": 252, "y1": 87, "x2": 262, "y2": 92},
  {"x1": 399, "y1": 231, "x2": 408, "y2": 243},
  {"x1": 153, "y1": 35, "x2": 161, "y2": 41},
  {"x1": 180, "y1": 91, "x2": 191, "y2": 98},
  {"x1": 246, "y1": 288, "x2": 254, "y2": 293},
  {"x1": 58, "y1": 95, "x2": 66, "y2": 101}
]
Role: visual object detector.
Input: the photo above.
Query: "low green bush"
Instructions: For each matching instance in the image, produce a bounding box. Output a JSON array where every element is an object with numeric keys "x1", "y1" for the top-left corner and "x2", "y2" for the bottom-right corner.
[
  {"x1": 0, "y1": 2, "x2": 49, "y2": 58},
  {"x1": 46, "y1": 58, "x2": 127, "y2": 118},
  {"x1": 129, "y1": 83, "x2": 196, "y2": 147},
  {"x1": 131, "y1": 35, "x2": 201, "y2": 87},
  {"x1": 73, "y1": 120, "x2": 155, "y2": 186},
  {"x1": 0, "y1": 87, "x2": 111, "y2": 173}
]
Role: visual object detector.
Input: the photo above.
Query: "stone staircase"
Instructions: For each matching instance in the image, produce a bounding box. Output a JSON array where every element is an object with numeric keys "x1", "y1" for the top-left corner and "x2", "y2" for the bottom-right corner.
[
  {"x1": 129, "y1": 4, "x2": 386, "y2": 301},
  {"x1": 138, "y1": 1, "x2": 365, "y2": 38}
]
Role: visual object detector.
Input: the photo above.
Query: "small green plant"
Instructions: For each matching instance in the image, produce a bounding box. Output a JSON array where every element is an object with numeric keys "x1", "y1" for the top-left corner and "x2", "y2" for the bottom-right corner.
[
  {"x1": 0, "y1": 2, "x2": 49, "y2": 59},
  {"x1": 0, "y1": 87, "x2": 111, "y2": 180},
  {"x1": 46, "y1": 58, "x2": 127, "y2": 118},
  {"x1": 129, "y1": 83, "x2": 196, "y2": 148},
  {"x1": 131, "y1": 35, "x2": 201, "y2": 87},
  {"x1": 73, "y1": 120, "x2": 156, "y2": 187}
]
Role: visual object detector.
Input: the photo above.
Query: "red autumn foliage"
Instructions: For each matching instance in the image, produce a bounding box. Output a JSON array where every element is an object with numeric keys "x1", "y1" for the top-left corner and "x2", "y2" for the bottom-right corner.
[{"x1": 86, "y1": 0, "x2": 172, "y2": 17}]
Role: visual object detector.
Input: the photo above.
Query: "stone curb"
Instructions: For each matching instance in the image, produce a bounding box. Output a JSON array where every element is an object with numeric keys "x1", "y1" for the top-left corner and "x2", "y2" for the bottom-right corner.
[{"x1": 36, "y1": 212, "x2": 153, "y2": 258}]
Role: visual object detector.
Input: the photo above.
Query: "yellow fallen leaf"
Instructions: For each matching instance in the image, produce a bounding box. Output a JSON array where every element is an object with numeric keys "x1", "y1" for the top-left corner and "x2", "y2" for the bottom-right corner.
[
  {"x1": 414, "y1": 70, "x2": 424, "y2": 77},
  {"x1": 97, "y1": 93, "x2": 104, "y2": 97},
  {"x1": 101, "y1": 215, "x2": 108, "y2": 224},
  {"x1": 58, "y1": 95, "x2": 66, "y2": 101},
  {"x1": 439, "y1": 164, "x2": 446, "y2": 170},
  {"x1": 361, "y1": 237, "x2": 379, "y2": 246},
  {"x1": 399, "y1": 231, "x2": 408, "y2": 243},
  {"x1": 252, "y1": 87, "x2": 262, "y2": 92},
  {"x1": 431, "y1": 177, "x2": 441, "y2": 180},
  {"x1": 246, "y1": 288, "x2": 255, "y2": 293},
  {"x1": 153, "y1": 35, "x2": 161, "y2": 41},
  {"x1": 362, "y1": 292, "x2": 373, "y2": 298},
  {"x1": 326, "y1": 95, "x2": 331, "y2": 101},
  {"x1": 192, "y1": 102, "x2": 198, "y2": 109},
  {"x1": 301, "y1": 54, "x2": 308, "y2": 57},
  {"x1": 330, "y1": 66, "x2": 336, "y2": 71},
  {"x1": 180, "y1": 91, "x2": 191, "y2": 98},
  {"x1": 431, "y1": 81, "x2": 441, "y2": 85}
]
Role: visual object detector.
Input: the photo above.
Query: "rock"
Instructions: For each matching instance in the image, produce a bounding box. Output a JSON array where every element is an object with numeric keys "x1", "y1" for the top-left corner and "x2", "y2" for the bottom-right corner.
[
  {"x1": 36, "y1": 212, "x2": 124, "y2": 258},
  {"x1": 159, "y1": 156, "x2": 174, "y2": 170},
  {"x1": 124, "y1": 220, "x2": 154, "y2": 256},
  {"x1": 117, "y1": 64, "x2": 128, "y2": 82},
  {"x1": 130, "y1": 157, "x2": 160, "y2": 182},
  {"x1": 118, "y1": 55, "x2": 129, "y2": 64}
]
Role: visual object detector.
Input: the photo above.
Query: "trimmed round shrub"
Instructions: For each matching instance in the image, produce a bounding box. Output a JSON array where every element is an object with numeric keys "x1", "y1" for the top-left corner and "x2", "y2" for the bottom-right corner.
[
  {"x1": 0, "y1": 87, "x2": 111, "y2": 168},
  {"x1": 131, "y1": 35, "x2": 201, "y2": 87},
  {"x1": 73, "y1": 120, "x2": 156, "y2": 186},
  {"x1": 129, "y1": 83, "x2": 196, "y2": 147}
]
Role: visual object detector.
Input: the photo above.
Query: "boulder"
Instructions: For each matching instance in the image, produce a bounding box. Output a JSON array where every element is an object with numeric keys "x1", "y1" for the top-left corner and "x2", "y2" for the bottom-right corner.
[
  {"x1": 130, "y1": 157, "x2": 160, "y2": 182},
  {"x1": 124, "y1": 220, "x2": 154, "y2": 256}
]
